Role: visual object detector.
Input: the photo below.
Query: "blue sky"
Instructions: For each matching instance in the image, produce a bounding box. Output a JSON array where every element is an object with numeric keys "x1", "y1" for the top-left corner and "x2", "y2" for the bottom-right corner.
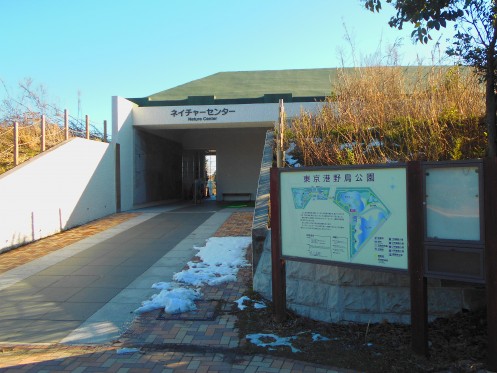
[{"x1": 0, "y1": 0, "x2": 450, "y2": 131}]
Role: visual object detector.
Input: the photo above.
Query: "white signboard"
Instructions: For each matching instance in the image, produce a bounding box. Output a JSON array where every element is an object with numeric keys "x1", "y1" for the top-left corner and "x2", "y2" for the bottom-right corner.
[{"x1": 280, "y1": 167, "x2": 408, "y2": 270}]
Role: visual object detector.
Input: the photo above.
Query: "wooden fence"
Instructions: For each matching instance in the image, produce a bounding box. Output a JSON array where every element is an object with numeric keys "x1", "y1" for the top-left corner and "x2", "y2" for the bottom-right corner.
[{"x1": 1, "y1": 110, "x2": 108, "y2": 173}]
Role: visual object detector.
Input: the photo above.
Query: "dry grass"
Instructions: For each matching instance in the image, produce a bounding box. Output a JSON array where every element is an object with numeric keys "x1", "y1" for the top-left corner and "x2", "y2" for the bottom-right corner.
[
  {"x1": 287, "y1": 66, "x2": 486, "y2": 166},
  {"x1": 0, "y1": 120, "x2": 66, "y2": 174}
]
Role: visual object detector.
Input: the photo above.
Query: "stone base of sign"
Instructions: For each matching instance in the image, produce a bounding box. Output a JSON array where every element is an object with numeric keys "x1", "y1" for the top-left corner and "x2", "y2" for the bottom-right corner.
[{"x1": 253, "y1": 232, "x2": 486, "y2": 324}]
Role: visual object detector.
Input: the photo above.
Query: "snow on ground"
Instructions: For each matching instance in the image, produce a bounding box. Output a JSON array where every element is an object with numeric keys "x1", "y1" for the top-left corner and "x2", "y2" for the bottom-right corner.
[
  {"x1": 235, "y1": 295, "x2": 267, "y2": 310},
  {"x1": 312, "y1": 333, "x2": 331, "y2": 342},
  {"x1": 135, "y1": 236, "x2": 251, "y2": 315},
  {"x1": 174, "y1": 237, "x2": 251, "y2": 286},
  {"x1": 246, "y1": 332, "x2": 333, "y2": 354},
  {"x1": 285, "y1": 142, "x2": 301, "y2": 167},
  {"x1": 246, "y1": 333, "x2": 301, "y2": 353}
]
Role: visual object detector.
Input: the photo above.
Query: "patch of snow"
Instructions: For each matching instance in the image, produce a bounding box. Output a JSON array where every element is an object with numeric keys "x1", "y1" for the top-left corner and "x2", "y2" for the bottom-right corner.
[
  {"x1": 135, "y1": 286, "x2": 201, "y2": 314},
  {"x1": 340, "y1": 142, "x2": 358, "y2": 150},
  {"x1": 173, "y1": 237, "x2": 251, "y2": 286},
  {"x1": 116, "y1": 347, "x2": 141, "y2": 355},
  {"x1": 285, "y1": 142, "x2": 301, "y2": 167},
  {"x1": 312, "y1": 333, "x2": 330, "y2": 342},
  {"x1": 235, "y1": 296, "x2": 267, "y2": 310},
  {"x1": 366, "y1": 139, "x2": 384, "y2": 149},
  {"x1": 253, "y1": 301, "x2": 267, "y2": 309},
  {"x1": 235, "y1": 296, "x2": 251, "y2": 310},
  {"x1": 246, "y1": 333, "x2": 301, "y2": 353},
  {"x1": 136, "y1": 236, "x2": 251, "y2": 315}
]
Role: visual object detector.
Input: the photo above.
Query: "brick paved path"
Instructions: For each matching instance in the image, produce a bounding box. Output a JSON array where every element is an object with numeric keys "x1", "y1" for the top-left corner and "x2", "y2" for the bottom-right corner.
[
  {"x1": 0, "y1": 210, "x2": 348, "y2": 372},
  {"x1": 0, "y1": 213, "x2": 139, "y2": 274}
]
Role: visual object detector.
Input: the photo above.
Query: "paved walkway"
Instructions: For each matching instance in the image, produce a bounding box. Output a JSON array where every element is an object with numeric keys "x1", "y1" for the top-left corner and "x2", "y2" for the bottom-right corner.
[{"x1": 0, "y1": 202, "x2": 350, "y2": 372}]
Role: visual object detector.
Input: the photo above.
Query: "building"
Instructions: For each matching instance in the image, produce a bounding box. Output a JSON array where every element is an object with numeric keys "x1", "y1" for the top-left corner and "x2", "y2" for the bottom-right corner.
[{"x1": 112, "y1": 69, "x2": 336, "y2": 210}]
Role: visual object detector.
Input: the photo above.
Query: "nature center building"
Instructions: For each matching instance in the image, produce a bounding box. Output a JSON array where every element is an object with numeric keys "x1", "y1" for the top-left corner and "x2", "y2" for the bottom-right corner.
[{"x1": 112, "y1": 69, "x2": 330, "y2": 210}]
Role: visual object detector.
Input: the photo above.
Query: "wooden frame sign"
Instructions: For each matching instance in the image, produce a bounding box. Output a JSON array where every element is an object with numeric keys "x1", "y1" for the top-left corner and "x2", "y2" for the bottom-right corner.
[
  {"x1": 279, "y1": 165, "x2": 408, "y2": 271},
  {"x1": 422, "y1": 160, "x2": 485, "y2": 282}
]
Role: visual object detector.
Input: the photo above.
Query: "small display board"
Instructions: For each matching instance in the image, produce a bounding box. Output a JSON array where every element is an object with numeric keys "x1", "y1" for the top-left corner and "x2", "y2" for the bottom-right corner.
[
  {"x1": 279, "y1": 166, "x2": 408, "y2": 270},
  {"x1": 425, "y1": 164, "x2": 482, "y2": 242},
  {"x1": 422, "y1": 160, "x2": 485, "y2": 282}
]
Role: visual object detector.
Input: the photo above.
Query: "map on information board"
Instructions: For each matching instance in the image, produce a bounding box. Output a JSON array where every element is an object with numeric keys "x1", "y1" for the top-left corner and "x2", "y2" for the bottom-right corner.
[
  {"x1": 280, "y1": 168, "x2": 407, "y2": 270},
  {"x1": 333, "y1": 188, "x2": 390, "y2": 259},
  {"x1": 292, "y1": 187, "x2": 330, "y2": 209}
]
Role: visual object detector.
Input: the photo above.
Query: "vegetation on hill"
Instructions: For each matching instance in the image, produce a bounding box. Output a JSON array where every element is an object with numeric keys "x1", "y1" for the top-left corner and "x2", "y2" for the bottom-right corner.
[
  {"x1": 287, "y1": 65, "x2": 486, "y2": 166},
  {"x1": 365, "y1": 0, "x2": 497, "y2": 158},
  {"x1": 0, "y1": 79, "x2": 105, "y2": 175}
]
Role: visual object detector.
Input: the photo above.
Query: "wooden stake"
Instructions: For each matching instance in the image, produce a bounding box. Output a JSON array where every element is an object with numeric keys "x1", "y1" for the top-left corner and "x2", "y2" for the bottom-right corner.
[
  {"x1": 41, "y1": 115, "x2": 46, "y2": 152},
  {"x1": 85, "y1": 115, "x2": 90, "y2": 139},
  {"x1": 104, "y1": 120, "x2": 108, "y2": 142},
  {"x1": 64, "y1": 109, "x2": 69, "y2": 140},
  {"x1": 279, "y1": 99, "x2": 285, "y2": 166},
  {"x1": 13, "y1": 122, "x2": 19, "y2": 166}
]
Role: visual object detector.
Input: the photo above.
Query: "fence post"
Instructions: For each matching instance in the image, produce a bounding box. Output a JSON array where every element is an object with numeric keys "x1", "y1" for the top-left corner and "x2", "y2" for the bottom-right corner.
[
  {"x1": 41, "y1": 115, "x2": 46, "y2": 152},
  {"x1": 64, "y1": 109, "x2": 69, "y2": 140},
  {"x1": 407, "y1": 160, "x2": 428, "y2": 357},
  {"x1": 270, "y1": 167, "x2": 286, "y2": 322},
  {"x1": 85, "y1": 115, "x2": 90, "y2": 139},
  {"x1": 276, "y1": 100, "x2": 285, "y2": 168},
  {"x1": 279, "y1": 99, "x2": 285, "y2": 166},
  {"x1": 104, "y1": 120, "x2": 108, "y2": 142},
  {"x1": 485, "y1": 157, "x2": 497, "y2": 371},
  {"x1": 13, "y1": 122, "x2": 19, "y2": 166}
]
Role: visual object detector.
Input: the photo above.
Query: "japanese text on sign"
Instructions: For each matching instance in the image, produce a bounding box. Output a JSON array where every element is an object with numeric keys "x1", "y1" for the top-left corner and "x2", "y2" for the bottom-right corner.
[{"x1": 170, "y1": 107, "x2": 236, "y2": 122}]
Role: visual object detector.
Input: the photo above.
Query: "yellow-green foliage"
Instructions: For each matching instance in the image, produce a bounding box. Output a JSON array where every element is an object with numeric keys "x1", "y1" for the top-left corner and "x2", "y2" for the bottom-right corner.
[{"x1": 288, "y1": 66, "x2": 486, "y2": 166}]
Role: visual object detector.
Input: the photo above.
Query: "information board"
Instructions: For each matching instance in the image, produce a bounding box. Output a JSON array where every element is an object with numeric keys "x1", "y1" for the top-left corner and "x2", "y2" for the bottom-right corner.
[
  {"x1": 425, "y1": 165, "x2": 481, "y2": 242},
  {"x1": 280, "y1": 167, "x2": 408, "y2": 270}
]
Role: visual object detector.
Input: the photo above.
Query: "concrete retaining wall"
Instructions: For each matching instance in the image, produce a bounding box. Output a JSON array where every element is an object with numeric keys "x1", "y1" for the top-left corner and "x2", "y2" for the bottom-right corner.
[
  {"x1": 254, "y1": 233, "x2": 485, "y2": 323},
  {"x1": 0, "y1": 138, "x2": 116, "y2": 252}
]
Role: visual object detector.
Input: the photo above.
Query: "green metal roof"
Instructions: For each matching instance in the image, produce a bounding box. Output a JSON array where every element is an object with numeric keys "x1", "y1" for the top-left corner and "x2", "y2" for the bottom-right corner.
[
  {"x1": 127, "y1": 66, "x2": 463, "y2": 107},
  {"x1": 128, "y1": 68, "x2": 339, "y2": 106},
  {"x1": 149, "y1": 69, "x2": 337, "y2": 100}
]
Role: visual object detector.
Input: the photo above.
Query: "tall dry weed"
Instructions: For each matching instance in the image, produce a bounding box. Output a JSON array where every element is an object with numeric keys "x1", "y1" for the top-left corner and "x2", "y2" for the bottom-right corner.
[
  {"x1": 288, "y1": 66, "x2": 486, "y2": 166},
  {"x1": 0, "y1": 120, "x2": 66, "y2": 173}
]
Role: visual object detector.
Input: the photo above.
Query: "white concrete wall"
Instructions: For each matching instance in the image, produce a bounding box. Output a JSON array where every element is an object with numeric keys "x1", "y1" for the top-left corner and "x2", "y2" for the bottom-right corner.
[
  {"x1": 112, "y1": 96, "x2": 137, "y2": 211},
  {"x1": 0, "y1": 138, "x2": 116, "y2": 252}
]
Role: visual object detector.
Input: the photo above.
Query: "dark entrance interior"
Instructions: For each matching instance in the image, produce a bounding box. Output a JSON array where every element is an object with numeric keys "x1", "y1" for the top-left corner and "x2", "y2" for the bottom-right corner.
[{"x1": 182, "y1": 149, "x2": 216, "y2": 203}]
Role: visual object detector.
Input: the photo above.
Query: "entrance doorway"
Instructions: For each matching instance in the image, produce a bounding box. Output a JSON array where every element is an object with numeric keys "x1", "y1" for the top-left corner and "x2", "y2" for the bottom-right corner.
[
  {"x1": 205, "y1": 152, "x2": 216, "y2": 200},
  {"x1": 182, "y1": 150, "x2": 216, "y2": 203}
]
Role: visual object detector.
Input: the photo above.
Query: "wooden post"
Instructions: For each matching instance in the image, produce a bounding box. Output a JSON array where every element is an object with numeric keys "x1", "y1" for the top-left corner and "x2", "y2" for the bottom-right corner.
[
  {"x1": 276, "y1": 129, "x2": 281, "y2": 168},
  {"x1": 407, "y1": 161, "x2": 428, "y2": 357},
  {"x1": 103, "y1": 120, "x2": 108, "y2": 142},
  {"x1": 279, "y1": 99, "x2": 285, "y2": 166},
  {"x1": 270, "y1": 167, "x2": 286, "y2": 321},
  {"x1": 13, "y1": 122, "x2": 19, "y2": 166},
  {"x1": 85, "y1": 115, "x2": 90, "y2": 139},
  {"x1": 276, "y1": 99, "x2": 285, "y2": 168},
  {"x1": 40, "y1": 115, "x2": 46, "y2": 152},
  {"x1": 115, "y1": 143, "x2": 121, "y2": 213},
  {"x1": 484, "y1": 157, "x2": 497, "y2": 371},
  {"x1": 64, "y1": 109, "x2": 69, "y2": 140}
]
